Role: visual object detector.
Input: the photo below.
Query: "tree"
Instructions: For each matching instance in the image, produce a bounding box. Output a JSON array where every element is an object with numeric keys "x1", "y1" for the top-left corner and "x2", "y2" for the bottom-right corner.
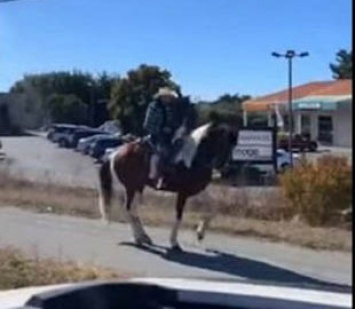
[
  {"x1": 195, "y1": 93, "x2": 251, "y2": 126},
  {"x1": 10, "y1": 71, "x2": 95, "y2": 103},
  {"x1": 10, "y1": 70, "x2": 120, "y2": 126},
  {"x1": 330, "y1": 49, "x2": 352, "y2": 79},
  {"x1": 45, "y1": 94, "x2": 88, "y2": 125},
  {"x1": 109, "y1": 64, "x2": 180, "y2": 134}
]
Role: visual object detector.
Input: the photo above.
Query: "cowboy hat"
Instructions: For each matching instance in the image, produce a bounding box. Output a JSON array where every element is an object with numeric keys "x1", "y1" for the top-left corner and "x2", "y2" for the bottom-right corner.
[{"x1": 154, "y1": 87, "x2": 178, "y2": 99}]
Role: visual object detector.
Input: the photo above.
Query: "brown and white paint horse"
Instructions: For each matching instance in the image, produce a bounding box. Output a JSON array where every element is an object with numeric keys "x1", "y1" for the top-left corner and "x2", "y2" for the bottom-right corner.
[{"x1": 98, "y1": 121, "x2": 238, "y2": 250}]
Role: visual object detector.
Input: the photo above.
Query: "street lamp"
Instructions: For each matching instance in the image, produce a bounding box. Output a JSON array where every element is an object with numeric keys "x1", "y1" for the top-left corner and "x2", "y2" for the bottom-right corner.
[{"x1": 271, "y1": 50, "x2": 309, "y2": 167}]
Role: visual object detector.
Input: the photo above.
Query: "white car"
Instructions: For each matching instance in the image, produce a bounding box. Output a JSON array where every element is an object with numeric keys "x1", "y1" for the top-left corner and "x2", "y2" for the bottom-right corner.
[
  {"x1": 276, "y1": 149, "x2": 300, "y2": 172},
  {"x1": 0, "y1": 278, "x2": 351, "y2": 309},
  {"x1": 250, "y1": 149, "x2": 300, "y2": 174}
]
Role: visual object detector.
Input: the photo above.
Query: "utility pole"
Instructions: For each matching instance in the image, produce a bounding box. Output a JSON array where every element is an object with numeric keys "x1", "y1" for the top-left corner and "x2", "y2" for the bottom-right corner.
[{"x1": 271, "y1": 50, "x2": 309, "y2": 167}]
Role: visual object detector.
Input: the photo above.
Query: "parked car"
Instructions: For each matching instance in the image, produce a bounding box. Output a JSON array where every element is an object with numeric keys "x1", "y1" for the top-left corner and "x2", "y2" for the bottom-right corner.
[
  {"x1": 95, "y1": 134, "x2": 137, "y2": 162},
  {"x1": 47, "y1": 124, "x2": 77, "y2": 142},
  {"x1": 221, "y1": 149, "x2": 300, "y2": 180},
  {"x1": 88, "y1": 137, "x2": 123, "y2": 160},
  {"x1": 77, "y1": 134, "x2": 110, "y2": 154},
  {"x1": 278, "y1": 133, "x2": 318, "y2": 152},
  {"x1": 57, "y1": 126, "x2": 92, "y2": 148},
  {"x1": 49, "y1": 124, "x2": 86, "y2": 146},
  {"x1": 258, "y1": 149, "x2": 300, "y2": 173},
  {"x1": 99, "y1": 146, "x2": 120, "y2": 162},
  {"x1": 97, "y1": 120, "x2": 122, "y2": 135},
  {"x1": 68, "y1": 129, "x2": 108, "y2": 149}
]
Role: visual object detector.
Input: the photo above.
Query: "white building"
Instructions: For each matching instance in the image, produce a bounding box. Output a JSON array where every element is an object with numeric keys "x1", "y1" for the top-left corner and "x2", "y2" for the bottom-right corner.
[{"x1": 242, "y1": 80, "x2": 352, "y2": 148}]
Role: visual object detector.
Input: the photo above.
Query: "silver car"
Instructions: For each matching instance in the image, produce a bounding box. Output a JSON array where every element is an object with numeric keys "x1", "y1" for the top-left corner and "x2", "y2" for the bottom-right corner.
[{"x1": 77, "y1": 134, "x2": 109, "y2": 154}]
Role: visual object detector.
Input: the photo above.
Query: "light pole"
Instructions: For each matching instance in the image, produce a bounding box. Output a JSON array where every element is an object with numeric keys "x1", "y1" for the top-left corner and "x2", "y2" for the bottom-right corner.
[{"x1": 271, "y1": 50, "x2": 309, "y2": 167}]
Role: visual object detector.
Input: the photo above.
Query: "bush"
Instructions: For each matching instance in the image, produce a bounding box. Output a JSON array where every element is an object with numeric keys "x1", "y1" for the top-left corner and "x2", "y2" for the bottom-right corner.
[{"x1": 279, "y1": 155, "x2": 352, "y2": 226}]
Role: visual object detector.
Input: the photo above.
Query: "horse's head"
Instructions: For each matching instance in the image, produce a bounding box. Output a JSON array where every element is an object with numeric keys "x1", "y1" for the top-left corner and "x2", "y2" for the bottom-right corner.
[
  {"x1": 211, "y1": 123, "x2": 238, "y2": 169},
  {"x1": 194, "y1": 122, "x2": 238, "y2": 169}
]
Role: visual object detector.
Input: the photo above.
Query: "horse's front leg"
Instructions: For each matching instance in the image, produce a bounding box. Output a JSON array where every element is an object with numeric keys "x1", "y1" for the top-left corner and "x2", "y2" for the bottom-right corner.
[
  {"x1": 196, "y1": 195, "x2": 216, "y2": 242},
  {"x1": 196, "y1": 212, "x2": 214, "y2": 242},
  {"x1": 126, "y1": 189, "x2": 152, "y2": 246},
  {"x1": 170, "y1": 193, "x2": 187, "y2": 251}
]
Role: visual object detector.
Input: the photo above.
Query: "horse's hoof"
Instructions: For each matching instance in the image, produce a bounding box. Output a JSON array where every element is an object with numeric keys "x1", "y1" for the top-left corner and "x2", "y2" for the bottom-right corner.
[
  {"x1": 135, "y1": 239, "x2": 147, "y2": 248},
  {"x1": 142, "y1": 236, "x2": 153, "y2": 246},
  {"x1": 197, "y1": 232, "x2": 204, "y2": 242},
  {"x1": 135, "y1": 235, "x2": 153, "y2": 246},
  {"x1": 102, "y1": 219, "x2": 110, "y2": 226},
  {"x1": 171, "y1": 244, "x2": 183, "y2": 252}
]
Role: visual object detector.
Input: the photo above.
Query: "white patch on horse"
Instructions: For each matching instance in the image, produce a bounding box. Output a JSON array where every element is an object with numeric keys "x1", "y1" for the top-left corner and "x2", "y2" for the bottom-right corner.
[{"x1": 174, "y1": 123, "x2": 211, "y2": 168}]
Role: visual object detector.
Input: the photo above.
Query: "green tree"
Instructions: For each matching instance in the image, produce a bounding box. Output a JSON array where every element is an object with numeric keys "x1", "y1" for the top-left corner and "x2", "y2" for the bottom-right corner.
[
  {"x1": 109, "y1": 64, "x2": 180, "y2": 134},
  {"x1": 45, "y1": 94, "x2": 88, "y2": 125},
  {"x1": 10, "y1": 70, "x2": 119, "y2": 126},
  {"x1": 195, "y1": 93, "x2": 251, "y2": 126},
  {"x1": 329, "y1": 49, "x2": 352, "y2": 79},
  {"x1": 10, "y1": 71, "x2": 95, "y2": 103},
  {"x1": 95, "y1": 71, "x2": 120, "y2": 101}
]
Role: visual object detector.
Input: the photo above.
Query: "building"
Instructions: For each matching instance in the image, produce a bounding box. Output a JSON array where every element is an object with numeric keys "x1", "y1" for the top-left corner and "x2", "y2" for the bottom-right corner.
[{"x1": 242, "y1": 80, "x2": 352, "y2": 148}]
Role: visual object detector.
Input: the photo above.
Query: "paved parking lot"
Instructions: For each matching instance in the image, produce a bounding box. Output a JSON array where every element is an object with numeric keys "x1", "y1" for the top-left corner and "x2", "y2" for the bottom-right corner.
[
  {"x1": 0, "y1": 135, "x2": 352, "y2": 191},
  {"x1": 0, "y1": 135, "x2": 99, "y2": 188},
  {"x1": 305, "y1": 146, "x2": 352, "y2": 165}
]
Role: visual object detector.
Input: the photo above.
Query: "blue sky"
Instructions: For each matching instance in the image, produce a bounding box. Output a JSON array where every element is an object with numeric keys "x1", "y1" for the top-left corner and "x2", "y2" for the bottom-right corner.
[{"x1": 0, "y1": 0, "x2": 352, "y2": 100}]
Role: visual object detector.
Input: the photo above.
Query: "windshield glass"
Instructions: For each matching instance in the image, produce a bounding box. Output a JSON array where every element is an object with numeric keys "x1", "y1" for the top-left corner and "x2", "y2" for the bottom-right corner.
[{"x1": 0, "y1": 0, "x2": 352, "y2": 307}]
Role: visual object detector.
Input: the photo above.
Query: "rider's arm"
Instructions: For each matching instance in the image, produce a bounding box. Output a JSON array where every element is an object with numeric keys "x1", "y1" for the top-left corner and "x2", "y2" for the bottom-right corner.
[{"x1": 143, "y1": 101, "x2": 163, "y2": 136}]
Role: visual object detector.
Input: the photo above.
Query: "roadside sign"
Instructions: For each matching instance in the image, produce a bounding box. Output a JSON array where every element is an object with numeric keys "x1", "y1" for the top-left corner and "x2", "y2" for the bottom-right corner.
[{"x1": 232, "y1": 126, "x2": 277, "y2": 171}]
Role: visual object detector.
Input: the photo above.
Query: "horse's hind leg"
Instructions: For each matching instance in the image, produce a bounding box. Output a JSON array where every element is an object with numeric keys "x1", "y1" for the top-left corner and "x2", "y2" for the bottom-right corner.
[
  {"x1": 126, "y1": 189, "x2": 152, "y2": 245},
  {"x1": 196, "y1": 212, "x2": 214, "y2": 242}
]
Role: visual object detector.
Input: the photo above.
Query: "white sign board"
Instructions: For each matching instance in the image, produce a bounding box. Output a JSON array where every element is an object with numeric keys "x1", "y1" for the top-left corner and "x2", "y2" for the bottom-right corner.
[
  {"x1": 232, "y1": 130, "x2": 274, "y2": 162},
  {"x1": 297, "y1": 102, "x2": 321, "y2": 110}
]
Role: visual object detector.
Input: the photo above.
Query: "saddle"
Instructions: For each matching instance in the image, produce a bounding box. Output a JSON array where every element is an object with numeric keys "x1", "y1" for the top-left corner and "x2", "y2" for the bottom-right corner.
[{"x1": 140, "y1": 136, "x2": 186, "y2": 187}]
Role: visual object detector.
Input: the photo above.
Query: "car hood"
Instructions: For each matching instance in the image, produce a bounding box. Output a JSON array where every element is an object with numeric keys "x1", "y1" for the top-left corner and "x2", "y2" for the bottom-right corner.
[
  {"x1": 0, "y1": 278, "x2": 351, "y2": 309},
  {"x1": 0, "y1": 283, "x2": 73, "y2": 308}
]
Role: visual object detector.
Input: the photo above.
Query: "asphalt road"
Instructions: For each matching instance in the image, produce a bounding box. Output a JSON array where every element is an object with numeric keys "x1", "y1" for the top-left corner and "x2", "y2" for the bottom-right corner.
[{"x1": 0, "y1": 207, "x2": 351, "y2": 287}]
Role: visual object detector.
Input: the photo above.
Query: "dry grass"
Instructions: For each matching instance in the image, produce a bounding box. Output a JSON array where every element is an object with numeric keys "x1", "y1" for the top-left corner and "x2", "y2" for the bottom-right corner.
[
  {"x1": 0, "y1": 247, "x2": 121, "y2": 290},
  {"x1": 0, "y1": 171, "x2": 352, "y2": 252},
  {"x1": 279, "y1": 155, "x2": 352, "y2": 226}
]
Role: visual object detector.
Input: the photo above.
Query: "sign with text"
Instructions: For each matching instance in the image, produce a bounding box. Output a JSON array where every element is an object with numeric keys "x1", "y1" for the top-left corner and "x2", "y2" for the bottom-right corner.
[{"x1": 232, "y1": 129, "x2": 275, "y2": 162}]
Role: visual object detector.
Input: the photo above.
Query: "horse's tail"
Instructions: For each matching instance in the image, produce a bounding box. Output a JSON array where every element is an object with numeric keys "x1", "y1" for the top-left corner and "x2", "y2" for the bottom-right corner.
[{"x1": 98, "y1": 158, "x2": 113, "y2": 224}]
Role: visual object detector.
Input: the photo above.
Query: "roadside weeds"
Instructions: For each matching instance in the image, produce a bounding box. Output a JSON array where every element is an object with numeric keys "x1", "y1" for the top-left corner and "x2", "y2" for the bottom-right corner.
[
  {"x1": 0, "y1": 172, "x2": 351, "y2": 252},
  {"x1": 0, "y1": 247, "x2": 122, "y2": 290}
]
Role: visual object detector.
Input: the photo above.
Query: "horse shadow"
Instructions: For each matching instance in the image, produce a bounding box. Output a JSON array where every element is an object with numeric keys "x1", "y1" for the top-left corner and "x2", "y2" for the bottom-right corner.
[{"x1": 119, "y1": 241, "x2": 350, "y2": 290}]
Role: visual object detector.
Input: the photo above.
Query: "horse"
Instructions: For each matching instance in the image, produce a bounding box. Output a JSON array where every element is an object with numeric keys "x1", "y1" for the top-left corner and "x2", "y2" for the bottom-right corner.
[{"x1": 97, "y1": 121, "x2": 238, "y2": 251}]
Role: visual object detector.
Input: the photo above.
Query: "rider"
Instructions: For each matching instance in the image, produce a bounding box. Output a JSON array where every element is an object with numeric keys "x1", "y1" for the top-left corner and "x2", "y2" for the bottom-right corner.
[{"x1": 143, "y1": 87, "x2": 196, "y2": 189}]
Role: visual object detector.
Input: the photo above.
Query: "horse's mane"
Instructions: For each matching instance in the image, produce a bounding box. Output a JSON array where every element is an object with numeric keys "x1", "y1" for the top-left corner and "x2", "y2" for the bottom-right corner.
[
  {"x1": 174, "y1": 122, "x2": 217, "y2": 168},
  {"x1": 190, "y1": 123, "x2": 212, "y2": 145}
]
